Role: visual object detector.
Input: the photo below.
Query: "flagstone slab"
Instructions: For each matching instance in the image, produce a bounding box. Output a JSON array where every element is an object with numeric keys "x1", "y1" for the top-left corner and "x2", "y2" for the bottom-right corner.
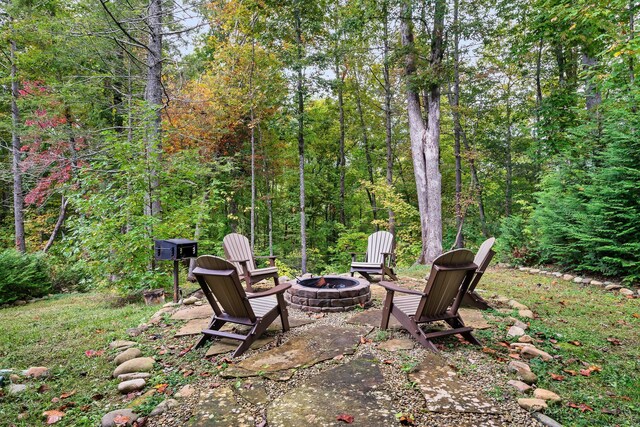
[
  {"x1": 458, "y1": 308, "x2": 492, "y2": 330},
  {"x1": 170, "y1": 305, "x2": 213, "y2": 321},
  {"x1": 346, "y1": 309, "x2": 402, "y2": 329},
  {"x1": 222, "y1": 325, "x2": 370, "y2": 378},
  {"x1": 233, "y1": 379, "x2": 269, "y2": 406},
  {"x1": 175, "y1": 314, "x2": 315, "y2": 337},
  {"x1": 267, "y1": 355, "x2": 396, "y2": 426},
  {"x1": 378, "y1": 338, "x2": 414, "y2": 352},
  {"x1": 205, "y1": 336, "x2": 275, "y2": 357},
  {"x1": 409, "y1": 353, "x2": 501, "y2": 414},
  {"x1": 190, "y1": 386, "x2": 254, "y2": 427}
]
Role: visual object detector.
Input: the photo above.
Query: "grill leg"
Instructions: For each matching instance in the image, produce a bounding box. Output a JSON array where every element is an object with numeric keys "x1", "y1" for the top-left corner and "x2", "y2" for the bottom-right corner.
[{"x1": 173, "y1": 260, "x2": 180, "y2": 303}]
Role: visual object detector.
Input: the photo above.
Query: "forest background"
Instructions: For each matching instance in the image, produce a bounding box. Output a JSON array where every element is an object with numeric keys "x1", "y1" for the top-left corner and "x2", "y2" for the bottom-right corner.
[{"x1": 1, "y1": 0, "x2": 638, "y2": 300}]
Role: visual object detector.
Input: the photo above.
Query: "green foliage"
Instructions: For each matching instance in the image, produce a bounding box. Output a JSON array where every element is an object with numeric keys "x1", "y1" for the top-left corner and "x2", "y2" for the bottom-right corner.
[
  {"x1": 49, "y1": 259, "x2": 92, "y2": 293},
  {"x1": 495, "y1": 214, "x2": 535, "y2": 266},
  {"x1": 0, "y1": 249, "x2": 52, "y2": 304}
]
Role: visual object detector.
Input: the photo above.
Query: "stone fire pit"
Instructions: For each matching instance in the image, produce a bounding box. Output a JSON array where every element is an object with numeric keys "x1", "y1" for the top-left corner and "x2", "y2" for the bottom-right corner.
[{"x1": 285, "y1": 276, "x2": 372, "y2": 312}]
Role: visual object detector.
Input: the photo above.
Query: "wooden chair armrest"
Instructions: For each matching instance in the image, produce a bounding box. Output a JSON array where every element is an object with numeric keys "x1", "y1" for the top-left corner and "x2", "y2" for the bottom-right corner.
[
  {"x1": 246, "y1": 283, "x2": 292, "y2": 298},
  {"x1": 350, "y1": 252, "x2": 362, "y2": 262},
  {"x1": 378, "y1": 281, "x2": 424, "y2": 296},
  {"x1": 228, "y1": 258, "x2": 251, "y2": 263}
]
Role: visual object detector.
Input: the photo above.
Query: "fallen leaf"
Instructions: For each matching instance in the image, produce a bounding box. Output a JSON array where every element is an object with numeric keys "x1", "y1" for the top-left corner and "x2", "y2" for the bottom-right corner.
[
  {"x1": 632, "y1": 313, "x2": 639, "y2": 318},
  {"x1": 568, "y1": 340, "x2": 582, "y2": 346},
  {"x1": 550, "y1": 373, "x2": 565, "y2": 381},
  {"x1": 509, "y1": 353, "x2": 521, "y2": 359},
  {"x1": 210, "y1": 382, "x2": 222, "y2": 388},
  {"x1": 178, "y1": 346, "x2": 192, "y2": 357},
  {"x1": 154, "y1": 384, "x2": 169, "y2": 393},
  {"x1": 383, "y1": 359, "x2": 394, "y2": 364},
  {"x1": 397, "y1": 413, "x2": 415, "y2": 425},
  {"x1": 182, "y1": 369, "x2": 194, "y2": 377},
  {"x1": 113, "y1": 414, "x2": 131, "y2": 426},
  {"x1": 60, "y1": 390, "x2": 76, "y2": 399},
  {"x1": 51, "y1": 397, "x2": 60, "y2": 403},
  {"x1": 57, "y1": 402, "x2": 76, "y2": 411},
  {"x1": 85, "y1": 350, "x2": 104, "y2": 358},
  {"x1": 589, "y1": 365, "x2": 602, "y2": 372},
  {"x1": 38, "y1": 384, "x2": 50, "y2": 393},
  {"x1": 43, "y1": 410, "x2": 65, "y2": 424},
  {"x1": 80, "y1": 405, "x2": 91, "y2": 411},
  {"x1": 549, "y1": 339, "x2": 558, "y2": 343},
  {"x1": 199, "y1": 372, "x2": 211, "y2": 377},
  {"x1": 312, "y1": 313, "x2": 325, "y2": 319},
  {"x1": 336, "y1": 413, "x2": 354, "y2": 423},
  {"x1": 567, "y1": 402, "x2": 593, "y2": 412},
  {"x1": 497, "y1": 341, "x2": 510, "y2": 348},
  {"x1": 563, "y1": 369, "x2": 578, "y2": 376},
  {"x1": 92, "y1": 393, "x2": 104, "y2": 401},
  {"x1": 579, "y1": 369, "x2": 592, "y2": 377},
  {"x1": 607, "y1": 337, "x2": 622, "y2": 345},
  {"x1": 359, "y1": 336, "x2": 371, "y2": 344}
]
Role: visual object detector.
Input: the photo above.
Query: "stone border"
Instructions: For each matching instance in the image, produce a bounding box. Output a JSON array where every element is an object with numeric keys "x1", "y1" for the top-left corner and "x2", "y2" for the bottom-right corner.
[{"x1": 506, "y1": 266, "x2": 638, "y2": 296}]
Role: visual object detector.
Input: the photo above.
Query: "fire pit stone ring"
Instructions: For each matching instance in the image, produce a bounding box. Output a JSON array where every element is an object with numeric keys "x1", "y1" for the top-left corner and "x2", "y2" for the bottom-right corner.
[{"x1": 285, "y1": 275, "x2": 372, "y2": 312}]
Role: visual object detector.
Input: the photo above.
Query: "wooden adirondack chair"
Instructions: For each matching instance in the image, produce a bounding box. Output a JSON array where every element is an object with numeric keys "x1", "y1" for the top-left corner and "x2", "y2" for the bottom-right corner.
[
  {"x1": 350, "y1": 231, "x2": 398, "y2": 281},
  {"x1": 462, "y1": 237, "x2": 496, "y2": 310},
  {"x1": 223, "y1": 233, "x2": 279, "y2": 293},
  {"x1": 379, "y1": 249, "x2": 481, "y2": 352},
  {"x1": 192, "y1": 255, "x2": 290, "y2": 357}
]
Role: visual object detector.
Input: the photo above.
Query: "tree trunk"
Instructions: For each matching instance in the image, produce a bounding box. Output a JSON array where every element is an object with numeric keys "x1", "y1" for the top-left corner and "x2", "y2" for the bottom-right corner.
[
  {"x1": 400, "y1": 1, "x2": 443, "y2": 264},
  {"x1": 382, "y1": 0, "x2": 395, "y2": 236},
  {"x1": 10, "y1": 38, "x2": 26, "y2": 253},
  {"x1": 295, "y1": 6, "x2": 307, "y2": 273},
  {"x1": 505, "y1": 78, "x2": 513, "y2": 217},
  {"x1": 335, "y1": 58, "x2": 346, "y2": 225},
  {"x1": 630, "y1": 1, "x2": 635, "y2": 85},
  {"x1": 250, "y1": 39, "x2": 256, "y2": 250},
  {"x1": 145, "y1": 0, "x2": 163, "y2": 220},
  {"x1": 582, "y1": 54, "x2": 601, "y2": 111},
  {"x1": 450, "y1": 0, "x2": 464, "y2": 249},
  {"x1": 188, "y1": 189, "x2": 210, "y2": 281},
  {"x1": 43, "y1": 196, "x2": 69, "y2": 253},
  {"x1": 354, "y1": 72, "x2": 377, "y2": 222}
]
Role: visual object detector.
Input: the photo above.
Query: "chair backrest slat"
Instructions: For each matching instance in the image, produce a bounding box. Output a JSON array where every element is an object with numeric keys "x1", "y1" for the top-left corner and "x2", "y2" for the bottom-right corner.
[
  {"x1": 366, "y1": 231, "x2": 394, "y2": 265},
  {"x1": 473, "y1": 237, "x2": 496, "y2": 273},
  {"x1": 416, "y1": 249, "x2": 476, "y2": 318},
  {"x1": 194, "y1": 255, "x2": 255, "y2": 321},
  {"x1": 223, "y1": 233, "x2": 256, "y2": 273}
]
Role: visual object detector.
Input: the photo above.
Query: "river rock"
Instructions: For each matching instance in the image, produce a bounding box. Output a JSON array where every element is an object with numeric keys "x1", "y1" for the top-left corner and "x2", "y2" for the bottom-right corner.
[
  {"x1": 590, "y1": 280, "x2": 603, "y2": 286},
  {"x1": 521, "y1": 347, "x2": 553, "y2": 361},
  {"x1": 518, "y1": 335, "x2": 534, "y2": 343},
  {"x1": 507, "y1": 380, "x2": 531, "y2": 393},
  {"x1": 534, "y1": 388, "x2": 561, "y2": 403},
  {"x1": 126, "y1": 328, "x2": 142, "y2": 337},
  {"x1": 604, "y1": 284, "x2": 622, "y2": 291},
  {"x1": 518, "y1": 398, "x2": 547, "y2": 411},
  {"x1": 24, "y1": 366, "x2": 49, "y2": 378},
  {"x1": 519, "y1": 309, "x2": 534, "y2": 319},
  {"x1": 507, "y1": 326, "x2": 525, "y2": 338},
  {"x1": 9, "y1": 384, "x2": 27, "y2": 394},
  {"x1": 118, "y1": 379, "x2": 146, "y2": 394},
  {"x1": 9, "y1": 374, "x2": 21, "y2": 383},
  {"x1": 581, "y1": 278, "x2": 592, "y2": 284},
  {"x1": 149, "y1": 399, "x2": 179, "y2": 417},
  {"x1": 117, "y1": 372, "x2": 151, "y2": 381},
  {"x1": 508, "y1": 300, "x2": 529, "y2": 311},
  {"x1": 183, "y1": 296, "x2": 199, "y2": 305},
  {"x1": 114, "y1": 348, "x2": 142, "y2": 366},
  {"x1": 519, "y1": 267, "x2": 530, "y2": 272},
  {"x1": 529, "y1": 269, "x2": 540, "y2": 274},
  {"x1": 562, "y1": 274, "x2": 574, "y2": 281},
  {"x1": 573, "y1": 277, "x2": 583, "y2": 283},
  {"x1": 112, "y1": 357, "x2": 154, "y2": 378},
  {"x1": 175, "y1": 384, "x2": 196, "y2": 398},
  {"x1": 508, "y1": 361, "x2": 537, "y2": 384},
  {"x1": 109, "y1": 340, "x2": 137, "y2": 350},
  {"x1": 619, "y1": 288, "x2": 634, "y2": 296},
  {"x1": 101, "y1": 409, "x2": 138, "y2": 427}
]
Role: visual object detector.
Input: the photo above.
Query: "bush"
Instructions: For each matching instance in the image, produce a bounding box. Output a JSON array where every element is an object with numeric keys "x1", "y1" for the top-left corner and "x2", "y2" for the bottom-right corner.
[
  {"x1": 495, "y1": 214, "x2": 537, "y2": 266},
  {"x1": 50, "y1": 260, "x2": 93, "y2": 293},
  {"x1": 0, "y1": 250, "x2": 52, "y2": 304}
]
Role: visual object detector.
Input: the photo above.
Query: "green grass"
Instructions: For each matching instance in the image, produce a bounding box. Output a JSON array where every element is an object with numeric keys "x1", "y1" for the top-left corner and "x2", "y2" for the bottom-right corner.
[
  {"x1": 399, "y1": 266, "x2": 640, "y2": 426},
  {"x1": 0, "y1": 293, "x2": 158, "y2": 426}
]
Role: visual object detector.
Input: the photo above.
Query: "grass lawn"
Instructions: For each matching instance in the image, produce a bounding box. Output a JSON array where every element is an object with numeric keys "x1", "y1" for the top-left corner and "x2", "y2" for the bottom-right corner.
[
  {"x1": 0, "y1": 268, "x2": 638, "y2": 426},
  {"x1": 0, "y1": 293, "x2": 158, "y2": 426}
]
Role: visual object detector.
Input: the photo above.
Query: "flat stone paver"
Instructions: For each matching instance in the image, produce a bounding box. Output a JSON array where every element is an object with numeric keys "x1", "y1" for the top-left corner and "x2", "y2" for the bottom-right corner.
[
  {"x1": 409, "y1": 353, "x2": 501, "y2": 414},
  {"x1": 176, "y1": 317, "x2": 315, "y2": 338},
  {"x1": 233, "y1": 379, "x2": 269, "y2": 406},
  {"x1": 458, "y1": 308, "x2": 492, "y2": 330},
  {"x1": 190, "y1": 386, "x2": 253, "y2": 427},
  {"x1": 170, "y1": 305, "x2": 213, "y2": 321},
  {"x1": 346, "y1": 309, "x2": 402, "y2": 329},
  {"x1": 267, "y1": 355, "x2": 396, "y2": 426},
  {"x1": 378, "y1": 338, "x2": 414, "y2": 351},
  {"x1": 205, "y1": 336, "x2": 275, "y2": 357},
  {"x1": 222, "y1": 325, "x2": 370, "y2": 378}
]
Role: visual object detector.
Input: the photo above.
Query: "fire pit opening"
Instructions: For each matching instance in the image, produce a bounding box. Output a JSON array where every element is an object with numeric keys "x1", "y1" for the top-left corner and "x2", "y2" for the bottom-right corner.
[
  {"x1": 285, "y1": 275, "x2": 372, "y2": 313},
  {"x1": 297, "y1": 276, "x2": 358, "y2": 289}
]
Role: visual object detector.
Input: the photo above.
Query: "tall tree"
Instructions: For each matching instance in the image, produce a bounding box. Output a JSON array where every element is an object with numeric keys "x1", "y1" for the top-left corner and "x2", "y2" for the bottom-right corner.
[{"x1": 10, "y1": 36, "x2": 25, "y2": 252}]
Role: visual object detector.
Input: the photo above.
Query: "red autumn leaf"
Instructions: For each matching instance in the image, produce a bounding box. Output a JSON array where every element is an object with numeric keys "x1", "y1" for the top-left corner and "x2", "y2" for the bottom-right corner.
[
  {"x1": 359, "y1": 336, "x2": 371, "y2": 344},
  {"x1": 57, "y1": 402, "x2": 76, "y2": 411},
  {"x1": 496, "y1": 357, "x2": 508, "y2": 363},
  {"x1": 60, "y1": 390, "x2": 76, "y2": 399},
  {"x1": 113, "y1": 414, "x2": 131, "y2": 425},
  {"x1": 579, "y1": 369, "x2": 592, "y2": 377},
  {"x1": 550, "y1": 373, "x2": 565, "y2": 381},
  {"x1": 567, "y1": 402, "x2": 593, "y2": 412},
  {"x1": 85, "y1": 350, "x2": 104, "y2": 358},
  {"x1": 607, "y1": 337, "x2": 622, "y2": 345},
  {"x1": 482, "y1": 347, "x2": 497, "y2": 354},
  {"x1": 182, "y1": 369, "x2": 194, "y2": 377},
  {"x1": 568, "y1": 340, "x2": 582, "y2": 346},
  {"x1": 336, "y1": 414, "x2": 354, "y2": 423},
  {"x1": 43, "y1": 410, "x2": 65, "y2": 424},
  {"x1": 497, "y1": 341, "x2": 510, "y2": 348},
  {"x1": 199, "y1": 372, "x2": 211, "y2": 377},
  {"x1": 178, "y1": 346, "x2": 192, "y2": 357},
  {"x1": 398, "y1": 413, "x2": 416, "y2": 426}
]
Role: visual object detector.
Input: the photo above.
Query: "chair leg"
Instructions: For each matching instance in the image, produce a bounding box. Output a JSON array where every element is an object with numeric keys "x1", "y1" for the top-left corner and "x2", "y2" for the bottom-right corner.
[
  {"x1": 277, "y1": 294, "x2": 290, "y2": 332},
  {"x1": 232, "y1": 337, "x2": 255, "y2": 358},
  {"x1": 380, "y1": 291, "x2": 394, "y2": 330},
  {"x1": 384, "y1": 266, "x2": 398, "y2": 281},
  {"x1": 360, "y1": 272, "x2": 373, "y2": 282},
  {"x1": 445, "y1": 316, "x2": 481, "y2": 346},
  {"x1": 196, "y1": 318, "x2": 225, "y2": 349}
]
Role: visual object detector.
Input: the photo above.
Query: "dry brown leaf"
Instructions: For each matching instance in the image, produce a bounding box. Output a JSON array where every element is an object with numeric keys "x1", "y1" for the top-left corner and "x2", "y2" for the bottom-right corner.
[
  {"x1": 336, "y1": 413, "x2": 354, "y2": 423},
  {"x1": 113, "y1": 414, "x2": 131, "y2": 426},
  {"x1": 567, "y1": 402, "x2": 593, "y2": 412},
  {"x1": 60, "y1": 390, "x2": 76, "y2": 399},
  {"x1": 568, "y1": 340, "x2": 582, "y2": 346},
  {"x1": 43, "y1": 410, "x2": 65, "y2": 424},
  {"x1": 550, "y1": 373, "x2": 566, "y2": 381}
]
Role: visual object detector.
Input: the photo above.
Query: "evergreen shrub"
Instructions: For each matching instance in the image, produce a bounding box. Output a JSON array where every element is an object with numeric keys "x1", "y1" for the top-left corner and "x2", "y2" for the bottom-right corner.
[{"x1": 0, "y1": 250, "x2": 52, "y2": 304}]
